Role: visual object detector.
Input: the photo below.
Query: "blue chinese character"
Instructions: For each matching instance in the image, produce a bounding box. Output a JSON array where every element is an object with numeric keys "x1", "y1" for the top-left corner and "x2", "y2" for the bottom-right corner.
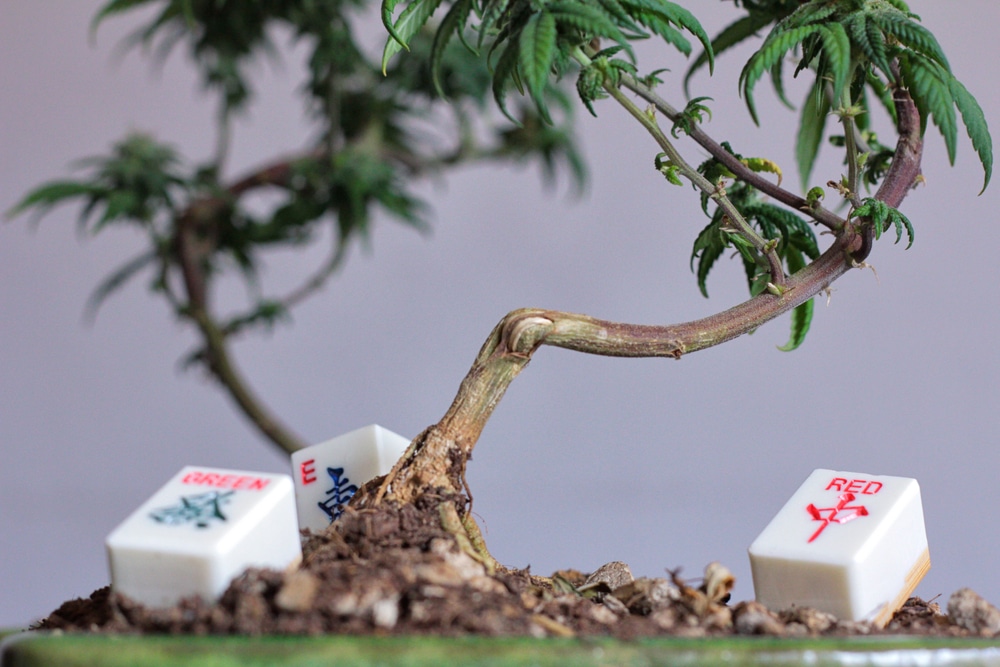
[{"x1": 317, "y1": 467, "x2": 358, "y2": 523}]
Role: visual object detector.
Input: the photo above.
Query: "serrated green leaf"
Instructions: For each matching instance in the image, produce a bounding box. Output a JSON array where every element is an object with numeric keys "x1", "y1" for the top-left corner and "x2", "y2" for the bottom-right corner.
[
  {"x1": 479, "y1": 0, "x2": 515, "y2": 48},
  {"x1": 492, "y1": 38, "x2": 522, "y2": 122},
  {"x1": 853, "y1": 196, "x2": 914, "y2": 248},
  {"x1": 818, "y1": 22, "x2": 851, "y2": 104},
  {"x1": 844, "y1": 13, "x2": 892, "y2": 78},
  {"x1": 889, "y1": 207, "x2": 914, "y2": 248},
  {"x1": 84, "y1": 249, "x2": 158, "y2": 321},
  {"x1": 634, "y1": 12, "x2": 691, "y2": 56},
  {"x1": 899, "y1": 52, "x2": 957, "y2": 164},
  {"x1": 617, "y1": 0, "x2": 710, "y2": 63},
  {"x1": 948, "y1": 76, "x2": 993, "y2": 193},
  {"x1": 872, "y1": 7, "x2": 949, "y2": 70},
  {"x1": 90, "y1": 0, "x2": 159, "y2": 38},
  {"x1": 796, "y1": 78, "x2": 830, "y2": 190},
  {"x1": 777, "y1": 1, "x2": 837, "y2": 32},
  {"x1": 854, "y1": 197, "x2": 910, "y2": 247},
  {"x1": 5, "y1": 181, "x2": 101, "y2": 221},
  {"x1": 768, "y1": 57, "x2": 794, "y2": 110},
  {"x1": 685, "y1": 13, "x2": 772, "y2": 95},
  {"x1": 381, "y1": 0, "x2": 445, "y2": 74},
  {"x1": 740, "y1": 24, "x2": 822, "y2": 124},
  {"x1": 655, "y1": 1, "x2": 713, "y2": 71},
  {"x1": 576, "y1": 64, "x2": 605, "y2": 116},
  {"x1": 742, "y1": 200, "x2": 818, "y2": 259},
  {"x1": 518, "y1": 10, "x2": 557, "y2": 121},
  {"x1": 690, "y1": 216, "x2": 726, "y2": 298},
  {"x1": 430, "y1": 0, "x2": 475, "y2": 97},
  {"x1": 778, "y1": 297, "x2": 813, "y2": 351},
  {"x1": 595, "y1": 0, "x2": 645, "y2": 38},
  {"x1": 382, "y1": 0, "x2": 408, "y2": 48},
  {"x1": 548, "y1": 1, "x2": 631, "y2": 56},
  {"x1": 608, "y1": 58, "x2": 637, "y2": 78},
  {"x1": 671, "y1": 96, "x2": 711, "y2": 137}
]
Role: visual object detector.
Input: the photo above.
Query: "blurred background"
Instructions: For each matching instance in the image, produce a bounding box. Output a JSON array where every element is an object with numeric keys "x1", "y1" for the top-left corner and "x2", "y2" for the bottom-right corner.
[{"x1": 2, "y1": 1, "x2": 998, "y2": 628}]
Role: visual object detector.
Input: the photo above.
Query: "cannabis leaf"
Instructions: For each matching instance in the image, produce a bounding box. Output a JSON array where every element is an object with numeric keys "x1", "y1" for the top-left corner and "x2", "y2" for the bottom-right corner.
[
  {"x1": 736, "y1": 0, "x2": 991, "y2": 193},
  {"x1": 795, "y1": 79, "x2": 830, "y2": 190},
  {"x1": 7, "y1": 134, "x2": 186, "y2": 232},
  {"x1": 689, "y1": 164, "x2": 819, "y2": 348},
  {"x1": 852, "y1": 197, "x2": 914, "y2": 248},
  {"x1": 897, "y1": 51, "x2": 992, "y2": 193},
  {"x1": 778, "y1": 298, "x2": 813, "y2": 352},
  {"x1": 381, "y1": 0, "x2": 714, "y2": 121},
  {"x1": 684, "y1": 0, "x2": 801, "y2": 95},
  {"x1": 428, "y1": 0, "x2": 475, "y2": 96},
  {"x1": 690, "y1": 185, "x2": 819, "y2": 298},
  {"x1": 655, "y1": 152, "x2": 683, "y2": 185},
  {"x1": 671, "y1": 96, "x2": 712, "y2": 137},
  {"x1": 382, "y1": 0, "x2": 446, "y2": 74},
  {"x1": 739, "y1": 23, "x2": 825, "y2": 126}
]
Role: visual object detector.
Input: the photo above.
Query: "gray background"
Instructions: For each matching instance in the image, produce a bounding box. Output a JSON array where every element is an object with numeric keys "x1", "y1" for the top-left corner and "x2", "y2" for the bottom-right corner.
[{"x1": 2, "y1": 1, "x2": 998, "y2": 628}]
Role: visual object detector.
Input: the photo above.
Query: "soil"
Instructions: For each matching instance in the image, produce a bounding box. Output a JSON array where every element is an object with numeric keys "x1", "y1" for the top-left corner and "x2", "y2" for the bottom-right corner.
[{"x1": 33, "y1": 491, "x2": 1000, "y2": 639}]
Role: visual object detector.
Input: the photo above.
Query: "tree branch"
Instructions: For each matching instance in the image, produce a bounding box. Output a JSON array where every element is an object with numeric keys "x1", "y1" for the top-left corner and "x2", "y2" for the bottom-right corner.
[
  {"x1": 363, "y1": 77, "x2": 925, "y2": 513},
  {"x1": 189, "y1": 306, "x2": 309, "y2": 455},
  {"x1": 174, "y1": 207, "x2": 308, "y2": 455},
  {"x1": 852, "y1": 85, "x2": 923, "y2": 262},
  {"x1": 163, "y1": 124, "x2": 532, "y2": 455},
  {"x1": 620, "y1": 76, "x2": 847, "y2": 232},
  {"x1": 368, "y1": 225, "x2": 859, "y2": 506},
  {"x1": 601, "y1": 77, "x2": 786, "y2": 286}
]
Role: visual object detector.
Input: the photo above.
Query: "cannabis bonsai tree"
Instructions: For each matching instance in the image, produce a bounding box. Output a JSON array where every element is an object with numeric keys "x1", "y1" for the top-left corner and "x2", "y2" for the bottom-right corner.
[{"x1": 10, "y1": 0, "x2": 991, "y2": 570}]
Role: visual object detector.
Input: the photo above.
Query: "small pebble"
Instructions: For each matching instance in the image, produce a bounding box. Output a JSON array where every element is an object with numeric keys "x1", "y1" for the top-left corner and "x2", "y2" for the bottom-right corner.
[
  {"x1": 948, "y1": 588, "x2": 1000, "y2": 636},
  {"x1": 274, "y1": 571, "x2": 319, "y2": 613}
]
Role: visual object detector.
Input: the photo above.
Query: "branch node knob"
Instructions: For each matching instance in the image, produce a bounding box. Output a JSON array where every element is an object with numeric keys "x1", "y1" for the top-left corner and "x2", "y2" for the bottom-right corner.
[{"x1": 504, "y1": 313, "x2": 555, "y2": 356}]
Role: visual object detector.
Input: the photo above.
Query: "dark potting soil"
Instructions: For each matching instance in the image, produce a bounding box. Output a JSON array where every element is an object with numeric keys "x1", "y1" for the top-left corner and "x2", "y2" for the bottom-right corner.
[{"x1": 32, "y1": 492, "x2": 1000, "y2": 639}]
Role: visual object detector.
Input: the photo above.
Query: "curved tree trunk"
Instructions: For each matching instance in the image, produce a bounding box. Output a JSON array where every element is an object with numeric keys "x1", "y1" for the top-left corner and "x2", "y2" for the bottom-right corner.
[{"x1": 351, "y1": 87, "x2": 923, "y2": 564}]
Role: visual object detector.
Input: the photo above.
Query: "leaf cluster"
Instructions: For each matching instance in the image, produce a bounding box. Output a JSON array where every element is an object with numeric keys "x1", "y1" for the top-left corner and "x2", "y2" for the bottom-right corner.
[
  {"x1": 381, "y1": 0, "x2": 714, "y2": 121},
  {"x1": 9, "y1": 134, "x2": 186, "y2": 233},
  {"x1": 93, "y1": 0, "x2": 370, "y2": 113},
  {"x1": 671, "y1": 96, "x2": 712, "y2": 137},
  {"x1": 684, "y1": 0, "x2": 803, "y2": 93},
  {"x1": 7, "y1": 135, "x2": 429, "y2": 327},
  {"x1": 13, "y1": 0, "x2": 997, "y2": 365},
  {"x1": 689, "y1": 0, "x2": 991, "y2": 192},
  {"x1": 691, "y1": 187, "x2": 819, "y2": 297},
  {"x1": 12, "y1": 1, "x2": 587, "y2": 342},
  {"x1": 691, "y1": 145, "x2": 819, "y2": 350},
  {"x1": 852, "y1": 196, "x2": 913, "y2": 247}
]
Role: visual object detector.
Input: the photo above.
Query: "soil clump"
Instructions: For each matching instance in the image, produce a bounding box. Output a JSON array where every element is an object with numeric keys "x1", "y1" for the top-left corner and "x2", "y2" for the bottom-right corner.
[{"x1": 33, "y1": 491, "x2": 997, "y2": 639}]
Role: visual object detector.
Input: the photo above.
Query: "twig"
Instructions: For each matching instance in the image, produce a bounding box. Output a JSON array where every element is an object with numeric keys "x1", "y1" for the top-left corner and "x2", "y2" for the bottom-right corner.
[
  {"x1": 174, "y1": 204, "x2": 308, "y2": 455},
  {"x1": 620, "y1": 76, "x2": 847, "y2": 232},
  {"x1": 593, "y1": 59, "x2": 786, "y2": 286}
]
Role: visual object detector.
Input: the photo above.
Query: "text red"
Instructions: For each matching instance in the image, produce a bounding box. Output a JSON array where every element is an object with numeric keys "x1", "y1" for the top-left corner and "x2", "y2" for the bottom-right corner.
[
  {"x1": 825, "y1": 477, "x2": 882, "y2": 495},
  {"x1": 181, "y1": 471, "x2": 270, "y2": 491},
  {"x1": 300, "y1": 459, "x2": 317, "y2": 485}
]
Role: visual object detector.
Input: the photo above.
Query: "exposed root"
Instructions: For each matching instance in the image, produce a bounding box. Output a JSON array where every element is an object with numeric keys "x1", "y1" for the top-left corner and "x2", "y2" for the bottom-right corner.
[{"x1": 438, "y1": 501, "x2": 498, "y2": 575}]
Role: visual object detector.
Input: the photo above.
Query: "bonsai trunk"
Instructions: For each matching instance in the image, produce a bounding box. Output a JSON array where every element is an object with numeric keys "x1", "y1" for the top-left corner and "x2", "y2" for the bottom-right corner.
[{"x1": 351, "y1": 86, "x2": 923, "y2": 566}]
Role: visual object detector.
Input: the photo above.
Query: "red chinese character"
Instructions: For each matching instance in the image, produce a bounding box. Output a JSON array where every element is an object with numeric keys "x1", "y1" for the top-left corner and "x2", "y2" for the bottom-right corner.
[{"x1": 806, "y1": 492, "x2": 869, "y2": 543}]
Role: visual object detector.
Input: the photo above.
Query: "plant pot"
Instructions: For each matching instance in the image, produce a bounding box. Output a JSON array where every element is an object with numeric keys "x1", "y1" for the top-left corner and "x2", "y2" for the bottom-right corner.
[{"x1": 4, "y1": 632, "x2": 1000, "y2": 667}]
